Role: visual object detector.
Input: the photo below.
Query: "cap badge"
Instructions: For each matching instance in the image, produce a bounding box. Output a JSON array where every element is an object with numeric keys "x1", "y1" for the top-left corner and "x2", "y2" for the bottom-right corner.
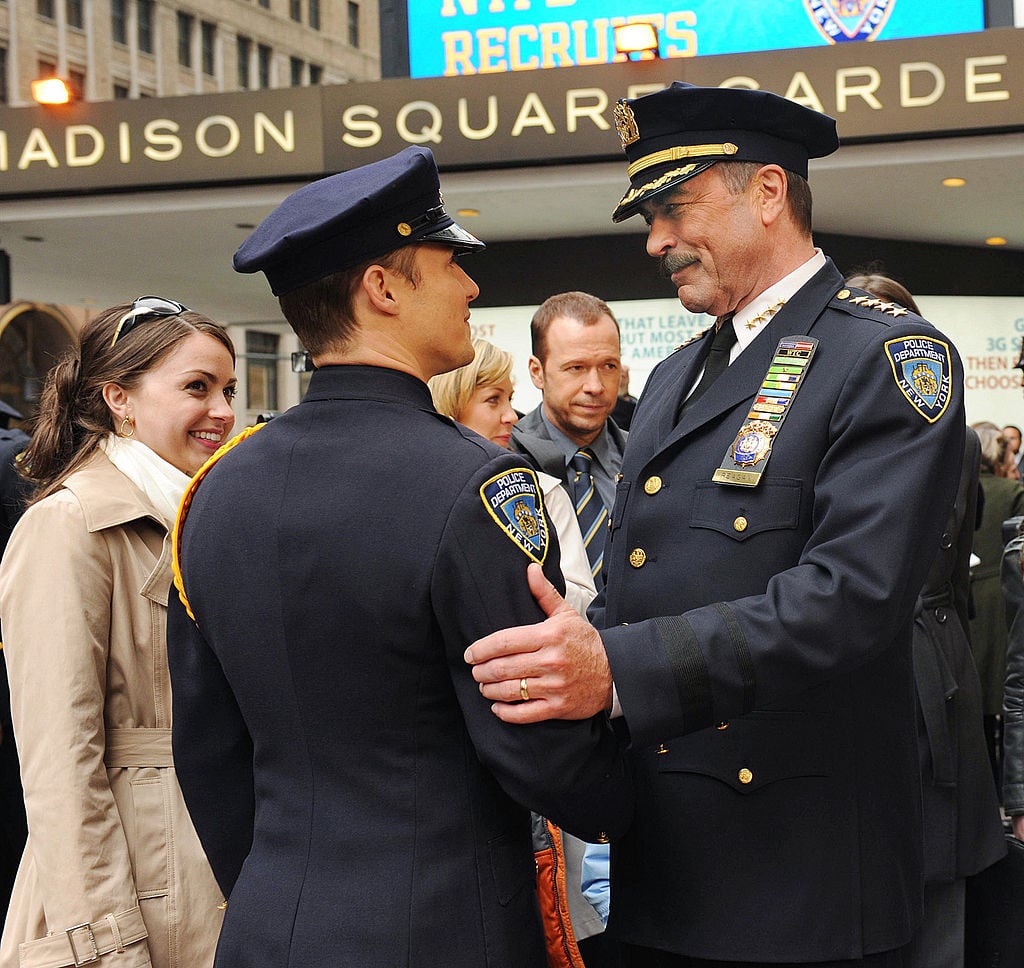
[
  {"x1": 396, "y1": 222, "x2": 412, "y2": 237},
  {"x1": 614, "y1": 100, "x2": 640, "y2": 148}
]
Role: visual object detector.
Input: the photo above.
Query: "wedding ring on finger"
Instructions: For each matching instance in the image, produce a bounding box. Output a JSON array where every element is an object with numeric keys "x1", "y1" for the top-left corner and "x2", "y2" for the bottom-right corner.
[{"x1": 520, "y1": 677, "x2": 530, "y2": 702}]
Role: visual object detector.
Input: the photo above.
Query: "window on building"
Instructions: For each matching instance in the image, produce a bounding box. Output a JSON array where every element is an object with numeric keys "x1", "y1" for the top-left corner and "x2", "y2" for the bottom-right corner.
[
  {"x1": 38, "y1": 59, "x2": 56, "y2": 80},
  {"x1": 111, "y1": 0, "x2": 127, "y2": 44},
  {"x1": 309, "y1": 0, "x2": 320, "y2": 30},
  {"x1": 257, "y1": 43, "x2": 271, "y2": 88},
  {"x1": 289, "y1": 56, "x2": 303, "y2": 86},
  {"x1": 66, "y1": 0, "x2": 83, "y2": 29},
  {"x1": 113, "y1": 82, "x2": 129, "y2": 98},
  {"x1": 246, "y1": 332, "x2": 279, "y2": 412},
  {"x1": 68, "y1": 68, "x2": 85, "y2": 99},
  {"x1": 37, "y1": 0, "x2": 55, "y2": 20},
  {"x1": 309, "y1": 63, "x2": 322, "y2": 85},
  {"x1": 237, "y1": 35, "x2": 251, "y2": 89},
  {"x1": 138, "y1": 0, "x2": 154, "y2": 54},
  {"x1": 177, "y1": 12, "x2": 193, "y2": 67},
  {"x1": 347, "y1": 3, "x2": 358, "y2": 47},
  {"x1": 257, "y1": 0, "x2": 269, "y2": 7},
  {"x1": 289, "y1": 0, "x2": 300, "y2": 22},
  {"x1": 0, "y1": 49, "x2": 7, "y2": 105},
  {"x1": 201, "y1": 21, "x2": 215, "y2": 76}
]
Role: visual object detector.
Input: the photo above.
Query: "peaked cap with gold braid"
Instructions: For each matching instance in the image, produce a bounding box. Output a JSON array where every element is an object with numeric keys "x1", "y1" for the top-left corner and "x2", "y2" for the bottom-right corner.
[{"x1": 611, "y1": 82, "x2": 839, "y2": 222}]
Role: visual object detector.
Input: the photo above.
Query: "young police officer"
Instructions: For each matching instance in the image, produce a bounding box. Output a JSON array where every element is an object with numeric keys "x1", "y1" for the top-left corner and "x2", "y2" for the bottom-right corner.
[{"x1": 167, "y1": 146, "x2": 630, "y2": 968}]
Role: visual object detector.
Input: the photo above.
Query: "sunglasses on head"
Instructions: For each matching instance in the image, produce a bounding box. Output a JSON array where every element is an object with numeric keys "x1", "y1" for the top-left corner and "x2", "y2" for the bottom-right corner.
[{"x1": 111, "y1": 296, "x2": 189, "y2": 346}]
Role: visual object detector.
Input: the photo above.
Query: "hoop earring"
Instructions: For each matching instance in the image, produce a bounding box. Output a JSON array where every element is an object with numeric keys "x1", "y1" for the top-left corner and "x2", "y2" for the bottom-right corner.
[{"x1": 118, "y1": 416, "x2": 135, "y2": 438}]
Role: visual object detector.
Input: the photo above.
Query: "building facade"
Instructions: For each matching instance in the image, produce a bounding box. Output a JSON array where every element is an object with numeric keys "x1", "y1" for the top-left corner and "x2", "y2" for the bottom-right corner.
[{"x1": 0, "y1": 0, "x2": 380, "y2": 105}]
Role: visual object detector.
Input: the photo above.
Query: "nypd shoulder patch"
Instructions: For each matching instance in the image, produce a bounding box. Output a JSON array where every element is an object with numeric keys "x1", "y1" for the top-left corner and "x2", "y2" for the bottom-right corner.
[
  {"x1": 479, "y1": 467, "x2": 549, "y2": 565},
  {"x1": 884, "y1": 335, "x2": 953, "y2": 424}
]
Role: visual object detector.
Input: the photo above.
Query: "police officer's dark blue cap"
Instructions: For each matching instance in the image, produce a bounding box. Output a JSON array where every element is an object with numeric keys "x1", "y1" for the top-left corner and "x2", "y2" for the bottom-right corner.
[
  {"x1": 611, "y1": 82, "x2": 839, "y2": 223},
  {"x1": 0, "y1": 401, "x2": 23, "y2": 421},
  {"x1": 233, "y1": 146, "x2": 485, "y2": 296}
]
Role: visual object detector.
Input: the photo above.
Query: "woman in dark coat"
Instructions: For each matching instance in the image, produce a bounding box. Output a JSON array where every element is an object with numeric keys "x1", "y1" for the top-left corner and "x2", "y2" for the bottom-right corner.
[
  {"x1": 847, "y1": 274, "x2": 1005, "y2": 968},
  {"x1": 969, "y1": 420, "x2": 1024, "y2": 777}
]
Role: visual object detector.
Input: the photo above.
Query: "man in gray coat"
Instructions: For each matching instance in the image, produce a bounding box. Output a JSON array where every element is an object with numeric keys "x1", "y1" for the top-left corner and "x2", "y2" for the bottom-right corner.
[{"x1": 512, "y1": 291, "x2": 627, "y2": 587}]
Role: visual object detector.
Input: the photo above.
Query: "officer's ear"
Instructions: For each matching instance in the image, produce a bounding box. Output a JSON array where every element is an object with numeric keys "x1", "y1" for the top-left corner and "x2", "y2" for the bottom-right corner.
[
  {"x1": 361, "y1": 264, "x2": 400, "y2": 316},
  {"x1": 753, "y1": 165, "x2": 787, "y2": 227}
]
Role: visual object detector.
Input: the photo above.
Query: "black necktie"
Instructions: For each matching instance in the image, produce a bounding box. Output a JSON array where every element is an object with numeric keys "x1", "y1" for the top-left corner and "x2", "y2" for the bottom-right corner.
[
  {"x1": 568, "y1": 449, "x2": 608, "y2": 580},
  {"x1": 677, "y1": 317, "x2": 737, "y2": 420}
]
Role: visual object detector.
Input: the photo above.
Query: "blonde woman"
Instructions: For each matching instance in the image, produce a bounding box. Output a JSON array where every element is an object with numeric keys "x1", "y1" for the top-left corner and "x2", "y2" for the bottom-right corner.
[{"x1": 430, "y1": 339, "x2": 596, "y2": 616}]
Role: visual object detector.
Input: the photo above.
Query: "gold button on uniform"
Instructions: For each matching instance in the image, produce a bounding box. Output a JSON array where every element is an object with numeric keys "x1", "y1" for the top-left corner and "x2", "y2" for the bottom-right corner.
[
  {"x1": 629, "y1": 548, "x2": 647, "y2": 568},
  {"x1": 644, "y1": 475, "x2": 663, "y2": 495},
  {"x1": 733, "y1": 516, "x2": 748, "y2": 533},
  {"x1": 656, "y1": 743, "x2": 669, "y2": 755},
  {"x1": 738, "y1": 768, "x2": 753, "y2": 785},
  {"x1": 715, "y1": 721, "x2": 729, "y2": 730}
]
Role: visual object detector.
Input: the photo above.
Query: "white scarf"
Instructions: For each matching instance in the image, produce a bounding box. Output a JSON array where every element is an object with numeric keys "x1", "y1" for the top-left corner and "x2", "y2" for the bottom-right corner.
[{"x1": 99, "y1": 434, "x2": 191, "y2": 527}]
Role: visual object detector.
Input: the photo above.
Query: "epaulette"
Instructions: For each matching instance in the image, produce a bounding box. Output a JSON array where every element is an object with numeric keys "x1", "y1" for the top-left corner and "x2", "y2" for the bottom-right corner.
[
  {"x1": 831, "y1": 287, "x2": 915, "y2": 322},
  {"x1": 675, "y1": 326, "x2": 711, "y2": 353},
  {"x1": 172, "y1": 422, "x2": 266, "y2": 622}
]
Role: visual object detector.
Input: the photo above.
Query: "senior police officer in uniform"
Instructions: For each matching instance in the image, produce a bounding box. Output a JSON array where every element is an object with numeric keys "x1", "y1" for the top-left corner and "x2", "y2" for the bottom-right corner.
[
  {"x1": 465, "y1": 84, "x2": 966, "y2": 966},
  {"x1": 166, "y1": 146, "x2": 631, "y2": 968}
]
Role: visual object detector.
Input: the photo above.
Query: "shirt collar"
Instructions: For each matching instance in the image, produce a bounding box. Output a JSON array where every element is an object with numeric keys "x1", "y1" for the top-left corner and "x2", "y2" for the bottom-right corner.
[
  {"x1": 539, "y1": 407, "x2": 614, "y2": 473},
  {"x1": 733, "y1": 248, "x2": 827, "y2": 354}
]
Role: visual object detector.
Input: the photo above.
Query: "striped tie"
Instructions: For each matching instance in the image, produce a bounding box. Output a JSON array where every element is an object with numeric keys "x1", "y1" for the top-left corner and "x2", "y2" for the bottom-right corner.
[{"x1": 569, "y1": 448, "x2": 608, "y2": 580}]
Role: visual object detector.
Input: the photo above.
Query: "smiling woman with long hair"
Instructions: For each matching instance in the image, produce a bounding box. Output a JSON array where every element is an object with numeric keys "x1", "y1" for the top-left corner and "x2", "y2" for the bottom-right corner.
[{"x1": 0, "y1": 299, "x2": 237, "y2": 968}]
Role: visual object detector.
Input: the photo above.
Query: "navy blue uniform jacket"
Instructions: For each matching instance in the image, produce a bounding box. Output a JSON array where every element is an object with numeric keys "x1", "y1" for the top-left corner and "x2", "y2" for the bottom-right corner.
[
  {"x1": 167, "y1": 366, "x2": 631, "y2": 968},
  {"x1": 597, "y1": 260, "x2": 966, "y2": 962}
]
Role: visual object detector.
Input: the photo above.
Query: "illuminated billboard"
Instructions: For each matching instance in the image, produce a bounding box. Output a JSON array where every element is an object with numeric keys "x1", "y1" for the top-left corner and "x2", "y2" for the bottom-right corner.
[{"x1": 408, "y1": 0, "x2": 986, "y2": 79}]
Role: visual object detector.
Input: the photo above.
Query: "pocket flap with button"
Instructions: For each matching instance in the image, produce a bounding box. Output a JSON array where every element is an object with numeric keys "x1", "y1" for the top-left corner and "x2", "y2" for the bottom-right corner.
[
  {"x1": 690, "y1": 479, "x2": 802, "y2": 541},
  {"x1": 652, "y1": 710, "x2": 830, "y2": 793}
]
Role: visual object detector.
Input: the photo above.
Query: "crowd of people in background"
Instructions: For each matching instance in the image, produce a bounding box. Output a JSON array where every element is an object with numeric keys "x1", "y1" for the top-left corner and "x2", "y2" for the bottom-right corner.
[{"x1": 0, "y1": 81, "x2": 1020, "y2": 968}]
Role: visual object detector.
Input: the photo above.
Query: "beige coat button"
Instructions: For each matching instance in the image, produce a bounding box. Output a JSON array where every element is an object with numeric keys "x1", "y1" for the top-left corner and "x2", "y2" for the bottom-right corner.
[
  {"x1": 733, "y1": 516, "x2": 748, "y2": 532},
  {"x1": 738, "y1": 768, "x2": 753, "y2": 784},
  {"x1": 644, "y1": 476, "x2": 663, "y2": 495},
  {"x1": 629, "y1": 548, "x2": 647, "y2": 568}
]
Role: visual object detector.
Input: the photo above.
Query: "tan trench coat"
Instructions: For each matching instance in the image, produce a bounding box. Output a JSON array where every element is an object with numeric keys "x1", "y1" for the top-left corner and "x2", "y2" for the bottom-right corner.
[{"x1": 0, "y1": 451, "x2": 223, "y2": 968}]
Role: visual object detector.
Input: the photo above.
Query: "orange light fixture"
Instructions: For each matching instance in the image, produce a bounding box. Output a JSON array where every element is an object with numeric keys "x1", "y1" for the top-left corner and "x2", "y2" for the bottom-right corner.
[
  {"x1": 985, "y1": 236, "x2": 1008, "y2": 247},
  {"x1": 614, "y1": 23, "x2": 660, "y2": 59},
  {"x1": 31, "y1": 77, "x2": 72, "y2": 105},
  {"x1": 941, "y1": 177, "x2": 966, "y2": 188}
]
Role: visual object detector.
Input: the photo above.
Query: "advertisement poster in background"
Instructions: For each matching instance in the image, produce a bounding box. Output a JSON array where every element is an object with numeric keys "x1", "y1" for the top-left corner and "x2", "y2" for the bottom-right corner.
[
  {"x1": 471, "y1": 296, "x2": 1024, "y2": 426},
  {"x1": 409, "y1": 0, "x2": 986, "y2": 79}
]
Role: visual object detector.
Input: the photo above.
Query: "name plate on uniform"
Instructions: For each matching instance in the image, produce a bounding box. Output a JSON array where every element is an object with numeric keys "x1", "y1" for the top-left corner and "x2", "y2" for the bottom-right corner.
[{"x1": 712, "y1": 336, "x2": 818, "y2": 488}]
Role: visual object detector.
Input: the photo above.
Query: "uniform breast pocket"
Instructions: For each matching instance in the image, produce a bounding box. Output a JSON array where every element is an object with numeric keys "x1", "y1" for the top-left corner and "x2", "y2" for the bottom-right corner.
[
  {"x1": 690, "y1": 478, "x2": 802, "y2": 542},
  {"x1": 654, "y1": 710, "x2": 831, "y2": 794}
]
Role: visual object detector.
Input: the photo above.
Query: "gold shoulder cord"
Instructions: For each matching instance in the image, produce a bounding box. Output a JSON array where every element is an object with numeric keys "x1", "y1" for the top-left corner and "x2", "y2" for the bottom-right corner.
[{"x1": 173, "y1": 423, "x2": 266, "y2": 621}]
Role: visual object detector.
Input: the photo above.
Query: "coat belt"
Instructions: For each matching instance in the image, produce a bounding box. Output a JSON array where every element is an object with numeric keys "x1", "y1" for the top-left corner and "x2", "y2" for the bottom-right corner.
[
  {"x1": 103, "y1": 728, "x2": 174, "y2": 768},
  {"x1": 18, "y1": 905, "x2": 148, "y2": 967}
]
